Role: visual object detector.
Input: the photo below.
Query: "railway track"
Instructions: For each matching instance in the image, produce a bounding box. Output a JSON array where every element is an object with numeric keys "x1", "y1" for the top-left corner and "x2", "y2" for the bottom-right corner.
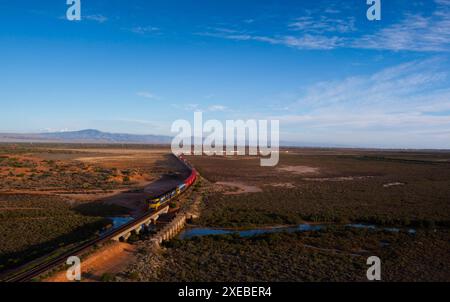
[
  {"x1": 1, "y1": 154, "x2": 196, "y2": 282},
  {"x1": 1, "y1": 205, "x2": 170, "y2": 282}
]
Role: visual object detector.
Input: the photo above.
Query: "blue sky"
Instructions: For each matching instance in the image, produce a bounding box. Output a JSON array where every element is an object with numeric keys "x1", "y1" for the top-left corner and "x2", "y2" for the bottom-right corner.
[{"x1": 1, "y1": 0, "x2": 450, "y2": 148}]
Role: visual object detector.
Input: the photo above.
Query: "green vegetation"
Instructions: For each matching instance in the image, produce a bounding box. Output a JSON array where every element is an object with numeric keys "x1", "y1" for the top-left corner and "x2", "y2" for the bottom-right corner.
[
  {"x1": 0, "y1": 144, "x2": 149, "y2": 192},
  {"x1": 0, "y1": 157, "x2": 36, "y2": 168},
  {"x1": 0, "y1": 193, "x2": 118, "y2": 272},
  {"x1": 128, "y1": 150, "x2": 450, "y2": 282},
  {"x1": 135, "y1": 229, "x2": 449, "y2": 282},
  {"x1": 188, "y1": 152, "x2": 450, "y2": 228},
  {"x1": 100, "y1": 273, "x2": 116, "y2": 282},
  {"x1": 127, "y1": 231, "x2": 140, "y2": 243},
  {"x1": 0, "y1": 158, "x2": 123, "y2": 191},
  {"x1": 0, "y1": 144, "x2": 186, "y2": 277}
]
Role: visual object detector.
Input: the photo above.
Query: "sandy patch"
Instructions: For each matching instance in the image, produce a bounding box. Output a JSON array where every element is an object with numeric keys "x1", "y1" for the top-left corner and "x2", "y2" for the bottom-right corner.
[
  {"x1": 383, "y1": 182, "x2": 405, "y2": 188},
  {"x1": 215, "y1": 181, "x2": 262, "y2": 195},
  {"x1": 76, "y1": 155, "x2": 136, "y2": 162},
  {"x1": 60, "y1": 149, "x2": 170, "y2": 170},
  {"x1": 75, "y1": 154, "x2": 161, "y2": 170},
  {"x1": 0, "y1": 207, "x2": 43, "y2": 210},
  {"x1": 45, "y1": 242, "x2": 136, "y2": 282},
  {"x1": 60, "y1": 148, "x2": 168, "y2": 154},
  {"x1": 268, "y1": 183, "x2": 296, "y2": 188},
  {"x1": 277, "y1": 165, "x2": 320, "y2": 175},
  {"x1": 303, "y1": 176, "x2": 373, "y2": 182}
]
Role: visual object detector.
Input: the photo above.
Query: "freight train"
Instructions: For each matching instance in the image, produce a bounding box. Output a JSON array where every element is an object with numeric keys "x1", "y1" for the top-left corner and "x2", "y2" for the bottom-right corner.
[{"x1": 147, "y1": 156, "x2": 197, "y2": 210}]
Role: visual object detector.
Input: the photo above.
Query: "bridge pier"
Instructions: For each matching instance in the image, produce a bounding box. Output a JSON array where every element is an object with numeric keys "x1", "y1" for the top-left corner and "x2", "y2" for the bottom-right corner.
[
  {"x1": 111, "y1": 206, "x2": 169, "y2": 242},
  {"x1": 121, "y1": 233, "x2": 131, "y2": 241},
  {"x1": 152, "y1": 214, "x2": 188, "y2": 245},
  {"x1": 151, "y1": 215, "x2": 159, "y2": 224}
]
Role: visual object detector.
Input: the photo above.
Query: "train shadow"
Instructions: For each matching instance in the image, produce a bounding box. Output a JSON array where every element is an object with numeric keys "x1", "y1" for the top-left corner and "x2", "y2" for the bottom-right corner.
[
  {"x1": 0, "y1": 220, "x2": 108, "y2": 278},
  {"x1": 87, "y1": 154, "x2": 192, "y2": 216}
]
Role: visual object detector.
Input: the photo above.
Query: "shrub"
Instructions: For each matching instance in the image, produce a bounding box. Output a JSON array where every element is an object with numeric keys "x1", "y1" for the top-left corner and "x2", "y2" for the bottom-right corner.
[{"x1": 100, "y1": 273, "x2": 115, "y2": 282}]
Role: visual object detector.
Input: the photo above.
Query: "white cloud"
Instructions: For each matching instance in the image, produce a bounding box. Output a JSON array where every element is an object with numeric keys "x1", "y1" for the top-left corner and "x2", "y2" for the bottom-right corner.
[
  {"x1": 281, "y1": 35, "x2": 344, "y2": 50},
  {"x1": 289, "y1": 16, "x2": 356, "y2": 34},
  {"x1": 435, "y1": 0, "x2": 450, "y2": 6},
  {"x1": 353, "y1": 13, "x2": 450, "y2": 52},
  {"x1": 324, "y1": 8, "x2": 341, "y2": 14},
  {"x1": 136, "y1": 91, "x2": 159, "y2": 100},
  {"x1": 85, "y1": 14, "x2": 108, "y2": 23},
  {"x1": 129, "y1": 26, "x2": 160, "y2": 34},
  {"x1": 172, "y1": 103, "x2": 228, "y2": 112},
  {"x1": 40, "y1": 128, "x2": 70, "y2": 133},
  {"x1": 269, "y1": 59, "x2": 450, "y2": 148},
  {"x1": 172, "y1": 103, "x2": 201, "y2": 111},
  {"x1": 199, "y1": 30, "x2": 344, "y2": 50},
  {"x1": 208, "y1": 105, "x2": 227, "y2": 112},
  {"x1": 202, "y1": 1, "x2": 450, "y2": 52}
]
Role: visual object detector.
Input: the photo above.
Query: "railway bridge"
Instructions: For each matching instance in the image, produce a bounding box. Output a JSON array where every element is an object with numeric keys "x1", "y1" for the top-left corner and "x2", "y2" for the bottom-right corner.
[
  {"x1": 1, "y1": 154, "x2": 196, "y2": 282},
  {"x1": 111, "y1": 206, "x2": 170, "y2": 241}
]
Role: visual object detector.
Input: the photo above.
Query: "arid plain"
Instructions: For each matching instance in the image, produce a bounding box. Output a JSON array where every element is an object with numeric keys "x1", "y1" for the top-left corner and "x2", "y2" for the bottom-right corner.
[
  {"x1": 1, "y1": 144, "x2": 449, "y2": 281},
  {"x1": 0, "y1": 144, "x2": 186, "y2": 278}
]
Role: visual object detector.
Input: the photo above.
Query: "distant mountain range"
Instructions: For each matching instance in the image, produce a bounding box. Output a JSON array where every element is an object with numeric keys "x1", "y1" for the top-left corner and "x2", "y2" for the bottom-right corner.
[
  {"x1": 0, "y1": 129, "x2": 356, "y2": 148},
  {"x1": 0, "y1": 129, "x2": 173, "y2": 144}
]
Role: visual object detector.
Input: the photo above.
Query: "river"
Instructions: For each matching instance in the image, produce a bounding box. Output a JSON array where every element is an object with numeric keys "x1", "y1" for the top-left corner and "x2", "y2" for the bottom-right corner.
[{"x1": 178, "y1": 223, "x2": 416, "y2": 240}]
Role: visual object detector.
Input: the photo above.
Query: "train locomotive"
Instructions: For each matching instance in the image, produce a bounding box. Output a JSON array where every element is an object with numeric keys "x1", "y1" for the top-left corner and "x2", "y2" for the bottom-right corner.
[{"x1": 147, "y1": 156, "x2": 197, "y2": 210}]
